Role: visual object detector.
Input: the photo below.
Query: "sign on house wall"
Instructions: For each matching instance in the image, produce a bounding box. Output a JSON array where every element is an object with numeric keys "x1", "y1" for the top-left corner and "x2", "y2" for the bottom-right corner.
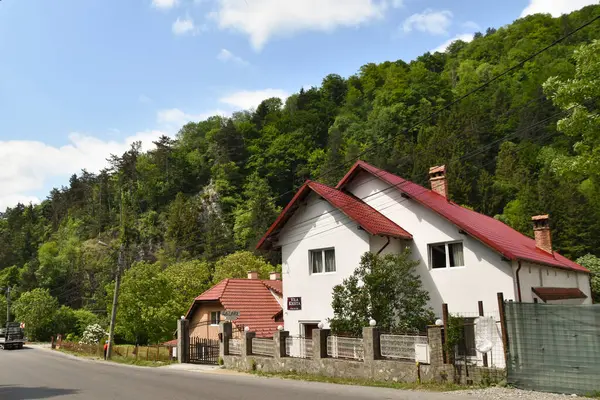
[
  {"x1": 222, "y1": 310, "x2": 240, "y2": 321},
  {"x1": 287, "y1": 297, "x2": 302, "y2": 310}
]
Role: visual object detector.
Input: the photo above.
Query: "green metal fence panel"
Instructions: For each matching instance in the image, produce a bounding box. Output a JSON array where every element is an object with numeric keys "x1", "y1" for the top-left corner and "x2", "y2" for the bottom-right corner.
[{"x1": 505, "y1": 302, "x2": 600, "y2": 395}]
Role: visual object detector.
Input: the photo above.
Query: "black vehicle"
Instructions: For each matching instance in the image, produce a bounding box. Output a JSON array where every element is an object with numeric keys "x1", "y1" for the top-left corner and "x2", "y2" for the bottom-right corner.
[{"x1": 0, "y1": 322, "x2": 25, "y2": 350}]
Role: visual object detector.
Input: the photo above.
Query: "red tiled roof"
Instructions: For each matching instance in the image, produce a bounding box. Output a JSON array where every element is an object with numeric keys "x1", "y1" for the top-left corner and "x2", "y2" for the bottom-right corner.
[
  {"x1": 336, "y1": 160, "x2": 589, "y2": 273},
  {"x1": 163, "y1": 339, "x2": 178, "y2": 346},
  {"x1": 256, "y1": 180, "x2": 412, "y2": 250},
  {"x1": 186, "y1": 279, "x2": 283, "y2": 338},
  {"x1": 532, "y1": 287, "x2": 588, "y2": 302},
  {"x1": 263, "y1": 280, "x2": 282, "y2": 295}
]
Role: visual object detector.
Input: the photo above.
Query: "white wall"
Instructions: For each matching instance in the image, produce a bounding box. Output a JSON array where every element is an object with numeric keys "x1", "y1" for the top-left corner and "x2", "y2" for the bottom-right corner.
[
  {"x1": 346, "y1": 171, "x2": 517, "y2": 316},
  {"x1": 515, "y1": 261, "x2": 592, "y2": 304},
  {"x1": 279, "y1": 192, "x2": 371, "y2": 336}
]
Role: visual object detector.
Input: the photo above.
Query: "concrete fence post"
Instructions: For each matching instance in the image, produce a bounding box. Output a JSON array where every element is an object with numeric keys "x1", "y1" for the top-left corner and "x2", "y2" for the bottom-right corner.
[
  {"x1": 362, "y1": 326, "x2": 380, "y2": 361},
  {"x1": 313, "y1": 329, "x2": 330, "y2": 360},
  {"x1": 242, "y1": 331, "x2": 256, "y2": 356},
  {"x1": 176, "y1": 318, "x2": 189, "y2": 363},
  {"x1": 427, "y1": 325, "x2": 444, "y2": 367},
  {"x1": 220, "y1": 322, "x2": 232, "y2": 357},
  {"x1": 274, "y1": 329, "x2": 289, "y2": 359}
]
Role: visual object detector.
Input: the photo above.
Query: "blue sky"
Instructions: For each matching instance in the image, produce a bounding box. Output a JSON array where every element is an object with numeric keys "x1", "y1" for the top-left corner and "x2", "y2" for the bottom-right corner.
[{"x1": 0, "y1": 0, "x2": 595, "y2": 209}]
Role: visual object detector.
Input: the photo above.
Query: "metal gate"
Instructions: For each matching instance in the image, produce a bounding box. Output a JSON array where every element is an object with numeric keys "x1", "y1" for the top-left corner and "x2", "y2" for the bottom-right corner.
[
  {"x1": 505, "y1": 302, "x2": 600, "y2": 395},
  {"x1": 189, "y1": 337, "x2": 219, "y2": 364}
]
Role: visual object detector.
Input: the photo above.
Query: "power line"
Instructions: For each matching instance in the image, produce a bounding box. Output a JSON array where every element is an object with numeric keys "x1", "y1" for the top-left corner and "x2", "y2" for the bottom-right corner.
[
  {"x1": 265, "y1": 13, "x2": 600, "y2": 205},
  {"x1": 268, "y1": 104, "x2": 572, "y2": 241},
  {"x1": 269, "y1": 105, "x2": 577, "y2": 248}
]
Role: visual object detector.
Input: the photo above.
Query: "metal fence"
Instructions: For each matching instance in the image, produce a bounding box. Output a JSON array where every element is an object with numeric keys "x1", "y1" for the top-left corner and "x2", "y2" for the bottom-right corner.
[
  {"x1": 285, "y1": 336, "x2": 313, "y2": 359},
  {"x1": 380, "y1": 334, "x2": 427, "y2": 360},
  {"x1": 327, "y1": 335, "x2": 364, "y2": 361},
  {"x1": 229, "y1": 338, "x2": 241, "y2": 355},
  {"x1": 505, "y1": 302, "x2": 600, "y2": 395},
  {"x1": 451, "y1": 311, "x2": 505, "y2": 369},
  {"x1": 251, "y1": 338, "x2": 274, "y2": 357}
]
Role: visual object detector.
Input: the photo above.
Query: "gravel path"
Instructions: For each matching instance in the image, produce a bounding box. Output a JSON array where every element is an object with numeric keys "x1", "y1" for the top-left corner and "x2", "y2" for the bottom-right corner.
[{"x1": 449, "y1": 387, "x2": 582, "y2": 399}]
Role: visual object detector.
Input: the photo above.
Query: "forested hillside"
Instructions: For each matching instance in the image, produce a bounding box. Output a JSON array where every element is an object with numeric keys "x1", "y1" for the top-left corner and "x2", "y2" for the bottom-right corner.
[{"x1": 1, "y1": 6, "x2": 599, "y2": 343}]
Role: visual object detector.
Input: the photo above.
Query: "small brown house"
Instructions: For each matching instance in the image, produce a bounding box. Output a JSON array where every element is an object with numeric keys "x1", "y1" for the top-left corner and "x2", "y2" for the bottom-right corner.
[{"x1": 185, "y1": 271, "x2": 283, "y2": 339}]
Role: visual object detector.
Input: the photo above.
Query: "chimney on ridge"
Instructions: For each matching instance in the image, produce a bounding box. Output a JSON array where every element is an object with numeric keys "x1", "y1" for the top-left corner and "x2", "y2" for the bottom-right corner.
[
  {"x1": 429, "y1": 165, "x2": 448, "y2": 198},
  {"x1": 269, "y1": 272, "x2": 281, "y2": 281},
  {"x1": 532, "y1": 215, "x2": 552, "y2": 254},
  {"x1": 247, "y1": 271, "x2": 259, "y2": 280}
]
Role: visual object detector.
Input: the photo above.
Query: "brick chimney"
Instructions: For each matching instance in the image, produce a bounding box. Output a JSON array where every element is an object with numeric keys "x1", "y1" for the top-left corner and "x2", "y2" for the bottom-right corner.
[
  {"x1": 269, "y1": 272, "x2": 281, "y2": 281},
  {"x1": 429, "y1": 165, "x2": 448, "y2": 198},
  {"x1": 247, "y1": 271, "x2": 259, "y2": 280},
  {"x1": 532, "y1": 215, "x2": 552, "y2": 254}
]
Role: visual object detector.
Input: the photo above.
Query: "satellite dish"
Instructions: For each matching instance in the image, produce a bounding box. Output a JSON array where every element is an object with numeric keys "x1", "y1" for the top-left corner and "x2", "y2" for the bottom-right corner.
[{"x1": 474, "y1": 316, "x2": 498, "y2": 353}]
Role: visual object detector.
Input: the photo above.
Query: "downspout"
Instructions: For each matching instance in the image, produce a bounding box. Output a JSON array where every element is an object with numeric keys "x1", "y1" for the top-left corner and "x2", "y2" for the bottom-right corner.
[
  {"x1": 515, "y1": 261, "x2": 522, "y2": 302},
  {"x1": 377, "y1": 236, "x2": 391, "y2": 255}
]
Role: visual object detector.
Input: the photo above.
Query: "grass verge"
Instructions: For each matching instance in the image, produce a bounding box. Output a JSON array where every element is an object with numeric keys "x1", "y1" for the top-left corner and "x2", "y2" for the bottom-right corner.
[
  {"x1": 249, "y1": 370, "x2": 464, "y2": 391},
  {"x1": 57, "y1": 349, "x2": 174, "y2": 367}
]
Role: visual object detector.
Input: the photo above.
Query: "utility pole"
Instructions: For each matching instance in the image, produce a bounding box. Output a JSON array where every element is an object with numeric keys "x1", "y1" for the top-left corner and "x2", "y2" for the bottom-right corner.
[
  {"x1": 5, "y1": 287, "x2": 10, "y2": 323},
  {"x1": 106, "y1": 244, "x2": 123, "y2": 359}
]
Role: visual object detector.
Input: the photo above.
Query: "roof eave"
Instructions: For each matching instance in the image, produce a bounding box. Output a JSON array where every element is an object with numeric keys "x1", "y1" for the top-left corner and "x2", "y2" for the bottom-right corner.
[
  {"x1": 256, "y1": 181, "x2": 312, "y2": 250},
  {"x1": 516, "y1": 256, "x2": 590, "y2": 274}
]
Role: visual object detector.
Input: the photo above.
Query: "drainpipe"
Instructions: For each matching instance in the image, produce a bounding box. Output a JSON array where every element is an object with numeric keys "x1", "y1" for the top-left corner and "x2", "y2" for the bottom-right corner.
[
  {"x1": 377, "y1": 236, "x2": 391, "y2": 255},
  {"x1": 515, "y1": 261, "x2": 522, "y2": 302}
]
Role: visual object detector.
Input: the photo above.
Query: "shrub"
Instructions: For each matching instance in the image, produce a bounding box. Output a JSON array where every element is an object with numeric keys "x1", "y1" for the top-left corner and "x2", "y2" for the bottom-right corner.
[{"x1": 80, "y1": 324, "x2": 107, "y2": 345}]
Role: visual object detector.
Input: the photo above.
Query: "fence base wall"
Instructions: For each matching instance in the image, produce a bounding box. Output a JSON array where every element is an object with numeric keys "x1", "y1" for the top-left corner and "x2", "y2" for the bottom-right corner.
[
  {"x1": 223, "y1": 355, "x2": 460, "y2": 384},
  {"x1": 219, "y1": 324, "x2": 503, "y2": 386}
]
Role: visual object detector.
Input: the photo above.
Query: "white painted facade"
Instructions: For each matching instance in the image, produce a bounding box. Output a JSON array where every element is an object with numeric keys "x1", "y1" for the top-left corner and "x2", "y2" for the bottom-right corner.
[
  {"x1": 278, "y1": 171, "x2": 591, "y2": 339},
  {"x1": 514, "y1": 261, "x2": 591, "y2": 304}
]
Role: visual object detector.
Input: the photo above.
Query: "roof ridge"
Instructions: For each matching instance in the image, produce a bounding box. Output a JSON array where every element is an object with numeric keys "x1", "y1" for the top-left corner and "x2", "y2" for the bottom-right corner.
[
  {"x1": 339, "y1": 160, "x2": 587, "y2": 273},
  {"x1": 220, "y1": 278, "x2": 230, "y2": 300}
]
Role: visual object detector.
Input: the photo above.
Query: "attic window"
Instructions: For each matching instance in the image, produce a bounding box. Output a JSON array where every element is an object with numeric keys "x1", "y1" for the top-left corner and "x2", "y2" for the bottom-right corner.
[
  {"x1": 429, "y1": 242, "x2": 464, "y2": 269},
  {"x1": 310, "y1": 248, "x2": 336, "y2": 274}
]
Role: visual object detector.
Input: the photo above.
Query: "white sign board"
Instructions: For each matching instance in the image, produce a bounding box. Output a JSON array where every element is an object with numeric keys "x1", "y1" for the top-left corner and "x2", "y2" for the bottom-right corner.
[{"x1": 222, "y1": 310, "x2": 240, "y2": 321}]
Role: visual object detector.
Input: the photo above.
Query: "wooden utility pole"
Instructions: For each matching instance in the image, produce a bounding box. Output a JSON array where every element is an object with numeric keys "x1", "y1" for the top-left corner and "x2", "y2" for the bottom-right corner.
[
  {"x1": 5, "y1": 287, "x2": 10, "y2": 323},
  {"x1": 106, "y1": 245, "x2": 123, "y2": 359}
]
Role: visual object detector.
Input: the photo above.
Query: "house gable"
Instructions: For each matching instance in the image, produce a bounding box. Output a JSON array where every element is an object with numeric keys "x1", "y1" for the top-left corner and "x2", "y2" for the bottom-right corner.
[
  {"x1": 342, "y1": 169, "x2": 518, "y2": 311},
  {"x1": 278, "y1": 191, "x2": 373, "y2": 333},
  {"x1": 338, "y1": 161, "x2": 588, "y2": 274}
]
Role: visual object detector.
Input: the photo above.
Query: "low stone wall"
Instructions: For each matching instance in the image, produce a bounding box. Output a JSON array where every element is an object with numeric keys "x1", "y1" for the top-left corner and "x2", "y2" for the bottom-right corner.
[
  {"x1": 223, "y1": 354, "x2": 456, "y2": 383},
  {"x1": 207, "y1": 323, "x2": 504, "y2": 385}
]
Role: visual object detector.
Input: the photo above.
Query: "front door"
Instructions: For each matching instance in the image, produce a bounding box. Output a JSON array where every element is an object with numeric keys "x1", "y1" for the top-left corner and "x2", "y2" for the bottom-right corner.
[{"x1": 303, "y1": 323, "x2": 319, "y2": 339}]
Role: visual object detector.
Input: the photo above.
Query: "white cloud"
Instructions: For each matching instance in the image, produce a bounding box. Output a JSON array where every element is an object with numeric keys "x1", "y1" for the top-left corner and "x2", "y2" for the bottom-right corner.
[
  {"x1": 521, "y1": 0, "x2": 597, "y2": 17},
  {"x1": 462, "y1": 21, "x2": 480, "y2": 31},
  {"x1": 0, "y1": 130, "x2": 167, "y2": 210},
  {"x1": 217, "y1": 49, "x2": 249, "y2": 66},
  {"x1": 219, "y1": 89, "x2": 289, "y2": 110},
  {"x1": 403, "y1": 9, "x2": 453, "y2": 35},
  {"x1": 212, "y1": 0, "x2": 388, "y2": 50},
  {"x1": 391, "y1": 0, "x2": 403, "y2": 8},
  {"x1": 152, "y1": 0, "x2": 178, "y2": 10},
  {"x1": 157, "y1": 108, "x2": 227, "y2": 126},
  {"x1": 172, "y1": 16, "x2": 196, "y2": 35},
  {"x1": 432, "y1": 33, "x2": 474, "y2": 53}
]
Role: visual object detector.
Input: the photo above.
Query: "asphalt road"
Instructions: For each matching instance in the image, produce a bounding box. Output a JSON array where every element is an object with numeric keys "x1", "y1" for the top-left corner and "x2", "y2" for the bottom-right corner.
[{"x1": 0, "y1": 346, "x2": 478, "y2": 400}]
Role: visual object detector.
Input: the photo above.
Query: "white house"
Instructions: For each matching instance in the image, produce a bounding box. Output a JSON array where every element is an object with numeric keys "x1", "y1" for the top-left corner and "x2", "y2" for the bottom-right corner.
[{"x1": 256, "y1": 160, "x2": 592, "y2": 342}]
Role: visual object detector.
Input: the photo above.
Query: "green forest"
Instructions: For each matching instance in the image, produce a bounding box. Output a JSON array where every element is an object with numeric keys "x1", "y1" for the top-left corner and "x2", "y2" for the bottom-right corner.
[{"x1": 1, "y1": 6, "x2": 599, "y2": 343}]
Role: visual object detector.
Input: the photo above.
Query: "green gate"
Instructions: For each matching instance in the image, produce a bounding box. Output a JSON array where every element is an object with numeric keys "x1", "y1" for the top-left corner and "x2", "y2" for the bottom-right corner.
[{"x1": 505, "y1": 302, "x2": 600, "y2": 395}]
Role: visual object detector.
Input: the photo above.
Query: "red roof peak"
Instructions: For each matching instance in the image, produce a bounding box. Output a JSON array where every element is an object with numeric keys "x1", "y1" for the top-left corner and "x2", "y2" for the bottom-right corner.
[
  {"x1": 337, "y1": 160, "x2": 588, "y2": 274},
  {"x1": 256, "y1": 180, "x2": 412, "y2": 250}
]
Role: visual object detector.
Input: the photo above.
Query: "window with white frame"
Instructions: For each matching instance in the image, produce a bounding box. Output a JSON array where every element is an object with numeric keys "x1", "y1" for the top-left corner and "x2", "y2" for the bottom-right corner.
[
  {"x1": 210, "y1": 311, "x2": 221, "y2": 326},
  {"x1": 310, "y1": 248, "x2": 336, "y2": 274},
  {"x1": 429, "y1": 242, "x2": 464, "y2": 269}
]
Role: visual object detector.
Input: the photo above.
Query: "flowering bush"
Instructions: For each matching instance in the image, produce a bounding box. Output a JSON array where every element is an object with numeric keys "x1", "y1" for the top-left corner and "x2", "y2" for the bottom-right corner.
[{"x1": 80, "y1": 324, "x2": 107, "y2": 344}]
